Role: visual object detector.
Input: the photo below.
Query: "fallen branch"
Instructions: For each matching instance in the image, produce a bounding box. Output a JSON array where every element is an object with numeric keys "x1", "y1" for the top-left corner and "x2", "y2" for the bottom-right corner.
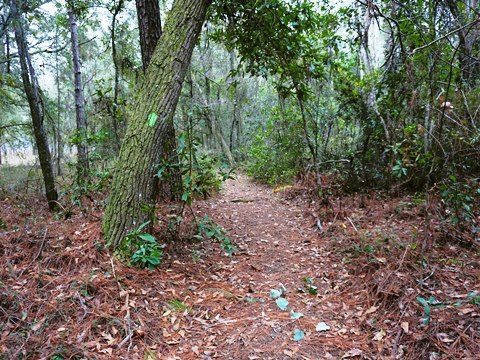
[
  {"x1": 33, "y1": 228, "x2": 48, "y2": 261},
  {"x1": 347, "y1": 216, "x2": 358, "y2": 232}
]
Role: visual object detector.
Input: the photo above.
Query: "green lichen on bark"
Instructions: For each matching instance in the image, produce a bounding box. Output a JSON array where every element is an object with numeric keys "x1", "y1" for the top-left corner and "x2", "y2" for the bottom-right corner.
[{"x1": 103, "y1": 0, "x2": 209, "y2": 258}]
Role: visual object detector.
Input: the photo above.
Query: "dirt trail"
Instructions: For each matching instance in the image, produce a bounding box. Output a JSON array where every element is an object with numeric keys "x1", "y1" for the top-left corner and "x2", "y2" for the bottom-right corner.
[
  {"x1": 178, "y1": 175, "x2": 358, "y2": 359},
  {"x1": 3, "y1": 174, "x2": 478, "y2": 359}
]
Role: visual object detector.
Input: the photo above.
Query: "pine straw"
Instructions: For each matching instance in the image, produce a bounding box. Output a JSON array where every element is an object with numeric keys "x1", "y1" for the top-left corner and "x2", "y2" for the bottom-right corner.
[
  {"x1": 1, "y1": 182, "x2": 479, "y2": 359},
  {"x1": 315, "y1": 192, "x2": 480, "y2": 359},
  {"x1": 1, "y1": 198, "x2": 183, "y2": 359}
]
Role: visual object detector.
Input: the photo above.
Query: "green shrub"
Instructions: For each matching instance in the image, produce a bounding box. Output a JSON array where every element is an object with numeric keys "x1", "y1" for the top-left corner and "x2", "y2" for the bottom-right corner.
[{"x1": 247, "y1": 106, "x2": 305, "y2": 185}]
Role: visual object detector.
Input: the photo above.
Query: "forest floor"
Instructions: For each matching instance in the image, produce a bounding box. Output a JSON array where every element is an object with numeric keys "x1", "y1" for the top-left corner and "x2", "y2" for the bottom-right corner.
[{"x1": 1, "y1": 174, "x2": 479, "y2": 359}]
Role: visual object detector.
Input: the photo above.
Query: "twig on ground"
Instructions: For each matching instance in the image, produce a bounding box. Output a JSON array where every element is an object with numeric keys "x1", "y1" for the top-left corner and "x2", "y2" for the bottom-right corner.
[
  {"x1": 33, "y1": 228, "x2": 48, "y2": 261},
  {"x1": 204, "y1": 317, "x2": 259, "y2": 329},
  {"x1": 118, "y1": 292, "x2": 133, "y2": 351},
  {"x1": 110, "y1": 256, "x2": 122, "y2": 294},
  {"x1": 347, "y1": 216, "x2": 358, "y2": 232},
  {"x1": 392, "y1": 328, "x2": 403, "y2": 358}
]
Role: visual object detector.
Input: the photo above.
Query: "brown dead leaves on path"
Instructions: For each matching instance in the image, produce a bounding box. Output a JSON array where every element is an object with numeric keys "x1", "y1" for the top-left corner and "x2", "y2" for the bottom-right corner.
[{"x1": 1, "y1": 174, "x2": 479, "y2": 359}]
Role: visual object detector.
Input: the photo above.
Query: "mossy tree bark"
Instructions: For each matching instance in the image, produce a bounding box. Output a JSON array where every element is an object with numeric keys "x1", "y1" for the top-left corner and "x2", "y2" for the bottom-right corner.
[
  {"x1": 103, "y1": 0, "x2": 210, "y2": 256},
  {"x1": 135, "y1": 0, "x2": 182, "y2": 200}
]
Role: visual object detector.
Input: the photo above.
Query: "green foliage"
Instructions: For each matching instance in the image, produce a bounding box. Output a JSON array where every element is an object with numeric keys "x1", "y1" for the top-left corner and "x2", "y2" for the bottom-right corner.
[
  {"x1": 275, "y1": 297, "x2": 289, "y2": 311},
  {"x1": 247, "y1": 105, "x2": 305, "y2": 184},
  {"x1": 157, "y1": 132, "x2": 234, "y2": 205},
  {"x1": 301, "y1": 277, "x2": 318, "y2": 295},
  {"x1": 440, "y1": 176, "x2": 479, "y2": 231},
  {"x1": 293, "y1": 328, "x2": 305, "y2": 341},
  {"x1": 188, "y1": 154, "x2": 234, "y2": 199},
  {"x1": 315, "y1": 322, "x2": 330, "y2": 332},
  {"x1": 468, "y1": 292, "x2": 480, "y2": 305},
  {"x1": 210, "y1": 0, "x2": 333, "y2": 87},
  {"x1": 290, "y1": 310, "x2": 303, "y2": 319},
  {"x1": 416, "y1": 296, "x2": 435, "y2": 325},
  {"x1": 269, "y1": 289, "x2": 283, "y2": 299},
  {"x1": 124, "y1": 222, "x2": 163, "y2": 269},
  {"x1": 167, "y1": 298, "x2": 190, "y2": 312},
  {"x1": 195, "y1": 216, "x2": 237, "y2": 255}
]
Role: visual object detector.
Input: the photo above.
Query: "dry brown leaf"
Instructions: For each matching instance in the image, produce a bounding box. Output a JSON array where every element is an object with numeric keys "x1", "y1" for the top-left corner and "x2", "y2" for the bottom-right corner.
[
  {"x1": 99, "y1": 348, "x2": 113, "y2": 355},
  {"x1": 373, "y1": 329, "x2": 385, "y2": 341},
  {"x1": 283, "y1": 349, "x2": 294, "y2": 357},
  {"x1": 343, "y1": 348, "x2": 363, "y2": 358},
  {"x1": 31, "y1": 318, "x2": 45, "y2": 332}
]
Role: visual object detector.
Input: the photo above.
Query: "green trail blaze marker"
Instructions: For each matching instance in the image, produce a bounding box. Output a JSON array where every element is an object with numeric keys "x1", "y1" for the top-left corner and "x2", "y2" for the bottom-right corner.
[{"x1": 147, "y1": 112, "x2": 158, "y2": 127}]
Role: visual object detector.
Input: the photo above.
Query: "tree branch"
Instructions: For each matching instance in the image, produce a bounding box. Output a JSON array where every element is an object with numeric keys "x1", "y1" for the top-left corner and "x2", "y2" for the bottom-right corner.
[
  {"x1": 0, "y1": 123, "x2": 31, "y2": 131},
  {"x1": 410, "y1": 17, "x2": 480, "y2": 55}
]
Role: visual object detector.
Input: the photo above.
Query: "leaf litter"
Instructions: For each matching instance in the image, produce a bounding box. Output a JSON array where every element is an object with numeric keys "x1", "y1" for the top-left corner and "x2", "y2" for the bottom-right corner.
[{"x1": 0, "y1": 174, "x2": 479, "y2": 359}]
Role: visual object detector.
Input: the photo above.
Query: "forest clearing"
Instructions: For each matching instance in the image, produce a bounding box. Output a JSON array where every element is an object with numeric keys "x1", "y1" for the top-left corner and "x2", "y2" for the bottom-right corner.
[{"x1": 1, "y1": 0, "x2": 480, "y2": 359}]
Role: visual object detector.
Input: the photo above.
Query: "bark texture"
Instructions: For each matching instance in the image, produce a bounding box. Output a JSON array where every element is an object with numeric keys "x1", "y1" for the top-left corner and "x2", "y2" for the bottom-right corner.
[
  {"x1": 110, "y1": 0, "x2": 125, "y2": 154},
  {"x1": 135, "y1": 0, "x2": 182, "y2": 200},
  {"x1": 12, "y1": 0, "x2": 58, "y2": 210},
  {"x1": 103, "y1": 0, "x2": 210, "y2": 255},
  {"x1": 135, "y1": 0, "x2": 162, "y2": 72},
  {"x1": 67, "y1": 4, "x2": 89, "y2": 183}
]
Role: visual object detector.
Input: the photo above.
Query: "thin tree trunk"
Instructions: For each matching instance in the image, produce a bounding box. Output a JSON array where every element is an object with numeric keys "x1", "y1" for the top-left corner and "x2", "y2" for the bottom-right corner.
[
  {"x1": 0, "y1": 13, "x2": 12, "y2": 75},
  {"x1": 360, "y1": 0, "x2": 390, "y2": 142},
  {"x1": 11, "y1": 0, "x2": 58, "y2": 209},
  {"x1": 202, "y1": 35, "x2": 215, "y2": 149},
  {"x1": 55, "y1": 28, "x2": 63, "y2": 176},
  {"x1": 0, "y1": 15, "x2": 4, "y2": 78},
  {"x1": 228, "y1": 50, "x2": 241, "y2": 155},
  {"x1": 204, "y1": 74, "x2": 214, "y2": 148},
  {"x1": 103, "y1": 0, "x2": 210, "y2": 256},
  {"x1": 110, "y1": 0, "x2": 124, "y2": 154},
  {"x1": 193, "y1": 60, "x2": 235, "y2": 165},
  {"x1": 67, "y1": 4, "x2": 89, "y2": 183},
  {"x1": 135, "y1": 0, "x2": 162, "y2": 72}
]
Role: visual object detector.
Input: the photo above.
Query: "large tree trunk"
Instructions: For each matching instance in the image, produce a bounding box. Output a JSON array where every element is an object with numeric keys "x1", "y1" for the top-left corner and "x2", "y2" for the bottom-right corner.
[
  {"x1": 135, "y1": 0, "x2": 182, "y2": 200},
  {"x1": 67, "y1": 3, "x2": 89, "y2": 183},
  {"x1": 11, "y1": 0, "x2": 58, "y2": 210},
  {"x1": 103, "y1": 0, "x2": 209, "y2": 256}
]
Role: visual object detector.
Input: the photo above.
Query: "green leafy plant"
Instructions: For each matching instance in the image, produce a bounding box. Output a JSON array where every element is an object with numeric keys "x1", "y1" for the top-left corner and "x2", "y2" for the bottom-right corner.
[
  {"x1": 440, "y1": 175, "x2": 477, "y2": 228},
  {"x1": 416, "y1": 296, "x2": 443, "y2": 325},
  {"x1": 301, "y1": 277, "x2": 318, "y2": 295},
  {"x1": 157, "y1": 133, "x2": 235, "y2": 205},
  {"x1": 195, "y1": 216, "x2": 237, "y2": 255},
  {"x1": 468, "y1": 291, "x2": 480, "y2": 305},
  {"x1": 392, "y1": 159, "x2": 408, "y2": 178},
  {"x1": 293, "y1": 328, "x2": 305, "y2": 341},
  {"x1": 124, "y1": 221, "x2": 163, "y2": 269},
  {"x1": 247, "y1": 105, "x2": 305, "y2": 185},
  {"x1": 269, "y1": 285, "x2": 289, "y2": 310},
  {"x1": 167, "y1": 298, "x2": 190, "y2": 312}
]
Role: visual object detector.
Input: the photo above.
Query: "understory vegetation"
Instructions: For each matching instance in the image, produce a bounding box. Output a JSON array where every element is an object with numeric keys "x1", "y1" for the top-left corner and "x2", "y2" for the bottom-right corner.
[{"x1": 1, "y1": 0, "x2": 479, "y2": 358}]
